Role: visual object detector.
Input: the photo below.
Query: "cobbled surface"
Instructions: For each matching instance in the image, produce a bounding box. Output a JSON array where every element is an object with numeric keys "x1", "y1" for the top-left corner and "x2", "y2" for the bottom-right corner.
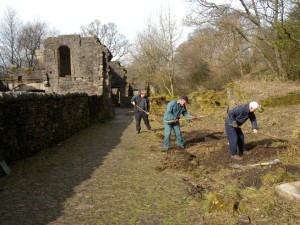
[{"x1": 0, "y1": 108, "x2": 201, "y2": 225}]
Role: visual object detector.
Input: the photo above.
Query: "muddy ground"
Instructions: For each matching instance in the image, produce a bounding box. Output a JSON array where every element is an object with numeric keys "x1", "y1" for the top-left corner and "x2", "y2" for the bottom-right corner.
[{"x1": 149, "y1": 103, "x2": 300, "y2": 224}]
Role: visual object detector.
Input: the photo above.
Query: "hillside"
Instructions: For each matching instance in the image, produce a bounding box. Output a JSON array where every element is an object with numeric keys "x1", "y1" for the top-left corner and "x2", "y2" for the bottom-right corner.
[{"x1": 149, "y1": 80, "x2": 300, "y2": 224}]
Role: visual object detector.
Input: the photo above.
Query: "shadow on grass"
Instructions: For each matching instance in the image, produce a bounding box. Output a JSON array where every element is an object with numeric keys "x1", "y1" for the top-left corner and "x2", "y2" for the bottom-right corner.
[{"x1": 0, "y1": 108, "x2": 133, "y2": 225}]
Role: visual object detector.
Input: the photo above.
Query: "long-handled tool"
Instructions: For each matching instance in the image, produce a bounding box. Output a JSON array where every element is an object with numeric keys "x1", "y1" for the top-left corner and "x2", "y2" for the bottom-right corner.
[
  {"x1": 246, "y1": 131, "x2": 288, "y2": 142},
  {"x1": 259, "y1": 132, "x2": 288, "y2": 142},
  {"x1": 250, "y1": 131, "x2": 300, "y2": 146},
  {"x1": 231, "y1": 159, "x2": 280, "y2": 169},
  {"x1": 165, "y1": 116, "x2": 204, "y2": 123},
  {"x1": 133, "y1": 104, "x2": 149, "y2": 114}
]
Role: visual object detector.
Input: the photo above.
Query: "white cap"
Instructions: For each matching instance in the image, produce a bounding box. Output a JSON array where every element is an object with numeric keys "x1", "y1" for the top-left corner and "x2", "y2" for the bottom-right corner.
[{"x1": 249, "y1": 101, "x2": 259, "y2": 109}]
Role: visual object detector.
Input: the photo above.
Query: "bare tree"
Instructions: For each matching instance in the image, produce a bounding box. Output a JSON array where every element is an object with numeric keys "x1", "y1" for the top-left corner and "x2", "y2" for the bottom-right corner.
[
  {"x1": 129, "y1": 7, "x2": 182, "y2": 96},
  {"x1": 282, "y1": 3, "x2": 300, "y2": 45},
  {"x1": 81, "y1": 19, "x2": 102, "y2": 37},
  {"x1": 185, "y1": 0, "x2": 298, "y2": 80},
  {"x1": 80, "y1": 20, "x2": 130, "y2": 62},
  {"x1": 18, "y1": 20, "x2": 48, "y2": 68},
  {"x1": 0, "y1": 7, "x2": 22, "y2": 74},
  {"x1": 127, "y1": 24, "x2": 161, "y2": 92}
]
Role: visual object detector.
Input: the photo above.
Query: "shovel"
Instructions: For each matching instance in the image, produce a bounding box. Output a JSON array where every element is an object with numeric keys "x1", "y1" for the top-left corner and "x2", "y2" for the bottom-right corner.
[{"x1": 231, "y1": 159, "x2": 280, "y2": 169}]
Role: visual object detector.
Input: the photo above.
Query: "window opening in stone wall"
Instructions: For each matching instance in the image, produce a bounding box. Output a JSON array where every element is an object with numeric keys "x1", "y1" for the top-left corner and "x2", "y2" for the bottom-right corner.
[{"x1": 58, "y1": 46, "x2": 71, "y2": 77}]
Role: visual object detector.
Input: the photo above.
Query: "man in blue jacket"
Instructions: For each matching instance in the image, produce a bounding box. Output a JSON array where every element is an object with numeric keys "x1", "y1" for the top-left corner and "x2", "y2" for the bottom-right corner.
[
  {"x1": 131, "y1": 89, "x2": 152, "y2": 134},
  {"x1": 225, "y1": 101, "x2": 259, "y2": 160},
  {"x1": 163, "y1": 95, "x2": 196, "y2": 151}
]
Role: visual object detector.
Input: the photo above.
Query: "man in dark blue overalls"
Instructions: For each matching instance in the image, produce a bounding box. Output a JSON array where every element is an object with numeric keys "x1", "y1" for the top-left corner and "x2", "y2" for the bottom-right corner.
[
  {"x1": 163, "y1": 95, "x2": 196, "y2": 151},
  {"x1": 225, "y1": 101, "x2": 259, "y2": 160},
  {"x1": 131, "y1": 89, "x2": 152, "y2": 134}
]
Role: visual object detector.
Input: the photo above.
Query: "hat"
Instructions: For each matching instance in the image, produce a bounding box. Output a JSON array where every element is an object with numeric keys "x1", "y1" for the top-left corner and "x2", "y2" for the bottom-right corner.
[
  {"x1": 249, "y1": 101, "x2": 259, "y2": 109},
  {"x1": 181, "y1": 95, "x2": 189, "y2": 103}
]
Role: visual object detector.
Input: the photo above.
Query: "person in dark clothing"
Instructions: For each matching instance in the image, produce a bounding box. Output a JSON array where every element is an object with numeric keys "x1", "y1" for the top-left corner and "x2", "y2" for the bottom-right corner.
[
  {"x1": 131, "y1": 89, "x2": 152, "y2": 134},
  {"x1": 163, "y1": 95, "x2": 196, "y2": 151},
  {"x1": 225, "y1": 101, "x2": 259, "y2": 160}
]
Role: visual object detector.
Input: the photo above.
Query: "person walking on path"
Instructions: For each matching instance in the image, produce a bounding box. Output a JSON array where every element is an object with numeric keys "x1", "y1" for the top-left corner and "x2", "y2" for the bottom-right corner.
[
  {"x1": 163, "y1": 95, "x2": 196, "y2": 151},
  {"x1": 225, "y1": 101, "x2": 259, "y2": 160},
  {"x1": 131, "y1": 89, "x2": 152, "y2": 134}
]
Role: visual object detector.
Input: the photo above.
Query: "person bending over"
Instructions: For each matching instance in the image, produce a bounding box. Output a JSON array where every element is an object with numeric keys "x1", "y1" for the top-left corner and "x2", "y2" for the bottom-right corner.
[{"x1": 225, "y1": 101, "x2": 259, "y2": 160}]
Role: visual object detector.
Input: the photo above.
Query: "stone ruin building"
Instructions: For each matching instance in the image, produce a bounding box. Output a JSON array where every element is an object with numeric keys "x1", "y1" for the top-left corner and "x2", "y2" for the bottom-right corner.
[
  {"x1": 110, "y1": 61, "x2": 133, "y2": 107},
  {"x1": 44, "y1": 35, "x2": 112, "y2": 96},
  {"x1": 0, "y1": 34, "x2": 132, "y2": 107},
  {"x1": 0, "y1": 35, "x2": 133, "y2": 165}
]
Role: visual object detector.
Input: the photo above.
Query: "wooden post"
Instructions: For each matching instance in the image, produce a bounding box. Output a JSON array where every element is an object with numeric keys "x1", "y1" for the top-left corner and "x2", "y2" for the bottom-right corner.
[{"x1": 227, "y1": 87, "x2": 233, "y2": 112}]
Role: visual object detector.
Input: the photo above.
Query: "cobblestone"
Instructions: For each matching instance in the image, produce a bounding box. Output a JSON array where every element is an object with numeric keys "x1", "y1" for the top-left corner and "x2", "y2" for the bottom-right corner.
[{"x1": 0, "y1": 108, "x2": 200, "y2": 225}]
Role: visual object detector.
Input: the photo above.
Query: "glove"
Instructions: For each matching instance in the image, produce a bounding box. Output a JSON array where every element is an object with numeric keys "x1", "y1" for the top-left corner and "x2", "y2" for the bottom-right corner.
[
  {"x1": 174, "y1": 118, "x2": 179, "y2": 123},
  {"x1": 230, "y1": 121, "x2": 238, "y2": 128}
]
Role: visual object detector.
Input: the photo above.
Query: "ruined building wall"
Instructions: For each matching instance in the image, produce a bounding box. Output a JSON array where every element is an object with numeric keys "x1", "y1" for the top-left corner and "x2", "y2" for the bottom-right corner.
[
  {"x1": 0, "y1": 92, "x2": 108, "y2": 164},
  {"x1": 43, "y1": 34, "x2": 114, "y2": 116},
  {"x1": 110, "y1": 61, "x2": 130, "y2": 107},
  {"x1": 43, "y1": 35, "x2": 111, "y2": 96},
  {"x1": 0, "y1": 35, "x2": 119, "y2": 165}
]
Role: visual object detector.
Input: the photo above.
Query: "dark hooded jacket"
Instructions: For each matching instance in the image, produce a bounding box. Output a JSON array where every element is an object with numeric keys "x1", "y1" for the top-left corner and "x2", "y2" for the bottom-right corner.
[{"x1": 131, "y1": 95, "x2": 150, "y2": 113}]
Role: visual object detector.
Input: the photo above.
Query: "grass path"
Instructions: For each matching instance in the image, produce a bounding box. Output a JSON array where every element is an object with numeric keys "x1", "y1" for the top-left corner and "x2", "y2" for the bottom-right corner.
[{"x1": 0, "y1": 108, "x2": 201, "y2": 225}]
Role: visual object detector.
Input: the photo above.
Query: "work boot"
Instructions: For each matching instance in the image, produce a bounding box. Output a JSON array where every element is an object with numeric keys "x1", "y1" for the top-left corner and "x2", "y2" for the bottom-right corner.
[
  {"x1": 240, "y1": 150, "x2": 252, "y2": 155},
  {"x1": 161, "y1": 147, "x2": 169, "y2": 152},
  {"x1": 231, "y1": 155, "x2": 243, "y2": 160}
]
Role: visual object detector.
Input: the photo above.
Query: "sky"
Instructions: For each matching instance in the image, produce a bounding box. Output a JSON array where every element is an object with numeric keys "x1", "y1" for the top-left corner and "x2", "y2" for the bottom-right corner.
[{"x1": 0, "y1": 0, "x2": 194, "y2": 42}]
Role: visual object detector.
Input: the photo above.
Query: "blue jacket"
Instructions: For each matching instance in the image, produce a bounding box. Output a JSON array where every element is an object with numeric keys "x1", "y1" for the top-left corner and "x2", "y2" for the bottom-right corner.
[
  {"x1": 164, "y1": 99, "x2": 192, "y2": 122},
  {"x1": 226, "y1": 104, "x2": 258, "y2": 129}
]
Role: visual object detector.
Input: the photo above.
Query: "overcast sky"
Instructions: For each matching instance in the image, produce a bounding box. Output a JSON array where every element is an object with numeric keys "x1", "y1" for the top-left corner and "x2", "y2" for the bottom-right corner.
[{"x1": 0, "y1": 0, "x2": 194, "y2": 42}]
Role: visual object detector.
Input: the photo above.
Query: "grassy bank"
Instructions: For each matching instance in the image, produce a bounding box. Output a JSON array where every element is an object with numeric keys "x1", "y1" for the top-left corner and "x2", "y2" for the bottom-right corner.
[{"x1": 149, "y1": 80, "x2": 300, "y2": 224}]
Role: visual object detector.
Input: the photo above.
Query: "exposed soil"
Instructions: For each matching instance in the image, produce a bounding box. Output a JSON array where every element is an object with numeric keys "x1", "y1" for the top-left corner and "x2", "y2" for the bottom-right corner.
[{"x1": 149, "y1": 99, "x2": 300, "y2": 224}]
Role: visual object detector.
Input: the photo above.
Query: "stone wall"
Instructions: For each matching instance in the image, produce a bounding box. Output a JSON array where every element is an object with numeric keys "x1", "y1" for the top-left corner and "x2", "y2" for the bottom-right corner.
[
  {"x1": 0, "y1": 91, "x2": 110, "y2": 164},
  {"x1": 44, "y1": 35, "x2": 112, "y2": 96},
  {"x1": 110, "y1": 61, "x2": 130, "y2": 107}
]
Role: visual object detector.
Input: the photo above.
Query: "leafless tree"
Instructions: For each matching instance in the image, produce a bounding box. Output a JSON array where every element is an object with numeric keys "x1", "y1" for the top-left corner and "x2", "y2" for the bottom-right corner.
[
  {"x1": 81, "y1": 19, "x2": 102, "y2": 37},
  {"x1": 80, "y1": 20, "x2": 130, "y2": 62},
  {"x1": 0, "y1": 7, "x2": 22, "y2": 74},
  {"x1": 18, "y1": 20, "x2": 48, "y2": 68},
  {"x1": 185, "y1": 0, "x2": 298, "y2": 80},
  {"x1": 129, "y1": 7, "x2": 182, "y2": 96}
]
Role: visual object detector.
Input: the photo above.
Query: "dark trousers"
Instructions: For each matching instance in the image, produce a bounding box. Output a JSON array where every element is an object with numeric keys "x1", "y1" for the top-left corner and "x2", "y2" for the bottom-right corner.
[
  {"x1": 135, "y1": 111, "x2": 151, "y2": 131},
  {"x1": 225, "y1": 122, "x2": 244, "y2": 156}
]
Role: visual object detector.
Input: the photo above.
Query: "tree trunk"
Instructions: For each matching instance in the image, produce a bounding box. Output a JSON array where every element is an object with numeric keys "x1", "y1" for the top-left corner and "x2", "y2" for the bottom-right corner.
[{"x1": 274, "y1": 47, "x2": 288, "y2": 81}]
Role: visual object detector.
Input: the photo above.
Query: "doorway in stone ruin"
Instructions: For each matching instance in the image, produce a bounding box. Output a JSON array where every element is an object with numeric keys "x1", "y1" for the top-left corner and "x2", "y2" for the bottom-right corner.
[{"x1": 58, "y1": 46, "x2": 71, "y2": 77}]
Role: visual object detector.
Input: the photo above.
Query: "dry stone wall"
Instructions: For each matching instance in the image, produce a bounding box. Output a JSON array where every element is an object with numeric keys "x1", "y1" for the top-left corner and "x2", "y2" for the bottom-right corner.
[
  {"x1": 0, "y1": 35, "x2": 122, "y2": 166},
  {"x1": 0, "y1": 91, "x2": 109, "y2": 164}
]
